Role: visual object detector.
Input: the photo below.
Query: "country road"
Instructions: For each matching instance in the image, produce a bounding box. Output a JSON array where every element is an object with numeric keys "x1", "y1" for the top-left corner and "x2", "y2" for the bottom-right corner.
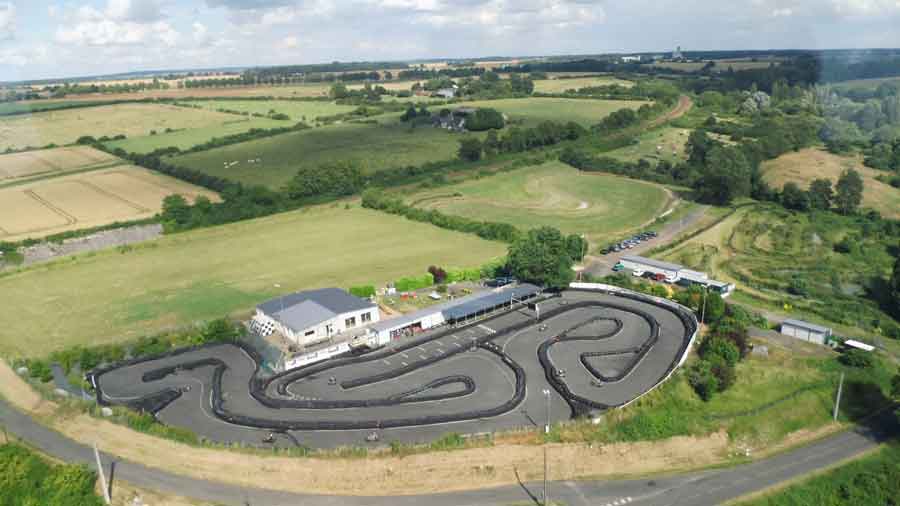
[{"x1": 0, "y1": 396, "x2": 895, "y2": 506}]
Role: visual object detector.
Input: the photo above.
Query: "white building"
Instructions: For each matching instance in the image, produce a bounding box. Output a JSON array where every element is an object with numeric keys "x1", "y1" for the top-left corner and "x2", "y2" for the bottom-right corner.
[
  {"x1": 620, "y1": 255, "x2": 682, "y2": 282},
  {"x1": 251, "y1": 288, "x2": 379, "y2": 347},
  {"x1": 780, "y1": 319, "x2": 832, "y2": 346}
]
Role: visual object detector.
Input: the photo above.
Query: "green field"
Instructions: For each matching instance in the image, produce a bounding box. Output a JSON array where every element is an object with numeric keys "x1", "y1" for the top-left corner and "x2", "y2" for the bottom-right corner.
[
  {"x1": 408, "y1": 161, "x2": 669, "y2": 243},
  {"x1": 462, "y1": 97, "x2": 651, "y2": 127},
  {"x1": 179, "y1": 100, "x2": 358, "y2": 122},
  {"x1": 0, "y1": 205, "x2": 505, "y2": 357},
  {"x1": 0, "y1": 100, "x2": 114, "y2": 116},
  {"x1": 532, "y1": 76, "x2": 633, "y2": 93},
  {"x1": 605, "y1": 127, "x2": 690, "y2": 164},
  {"x1": 104, "y1": 117, "x2": 288, "y2": 154},
  {"x1": 170, "y1": 120, "x2": 467, "y2": 188}
]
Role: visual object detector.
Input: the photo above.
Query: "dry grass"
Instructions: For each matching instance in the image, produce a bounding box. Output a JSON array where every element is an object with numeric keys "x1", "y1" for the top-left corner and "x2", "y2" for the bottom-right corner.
[
  {"x1": 533, "y1": 76, "x2": 633, "y2": 93},
  {"x1": 0, "y1": 166, "x2": 217, "y2": 241},
  {"x1": 0, "y1": 146, "x2": 120, "y2": 183},
  {"x1": 761, "y1": 148, "x2": 900, "y2": 219}
]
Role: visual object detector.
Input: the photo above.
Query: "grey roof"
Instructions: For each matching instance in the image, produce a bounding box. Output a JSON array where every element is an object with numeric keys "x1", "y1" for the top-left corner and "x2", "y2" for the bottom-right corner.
[
  {"x1": 782, "y1": 318, "x2": 832, "y2": 334},
  {"x1": 258, "y1": 288, "x2": 374, "y2": 332},
  {"x1": 620, "y1": 255, "x2": 683, "y2": 272}
]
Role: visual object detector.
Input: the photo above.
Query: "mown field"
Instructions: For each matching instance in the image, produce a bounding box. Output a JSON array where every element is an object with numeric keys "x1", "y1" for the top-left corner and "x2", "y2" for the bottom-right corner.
[
  {"x1": 0, "y1": 100, "x2": 114, "y2": 116},
  {"x1": 604, "y1": 126, "x2": 690, "y2": 164},
  {"x1": 0, "y1": 205, "x2": 506, "y2": 356},
  {"x1": 170, "y1": 119, "x2": 466, "y2": 188},
  {"x1": 178, "y1": 100, "x2": 358, "y2": 122},
  {"x1": 408, "y1": 161, "x2": 669, "y2": 242},
  {"x1": 104, "y1": 116, "x2": 287, "y2": 154},
  {"x1": 0, "y1": 103, "x2": 240, "y2": 151},
  {"x1": 532, "y1": 76, "x2": 633, "y2": 93},
  {"x1": 656, "y1": 204, "x2": 900, "y2": 338},
  {"x1": 762, "y1": 148, "x2": 900, "y2": 219},
  {"x1": 0, "y1": 165, "x2": 216, "y2": 242},
  {"x1": 462, "y1": 97, "x2": 651, "y2": 127},
  {"x1": 0, "y1": 145, "x2": 120, "y2": 185}
]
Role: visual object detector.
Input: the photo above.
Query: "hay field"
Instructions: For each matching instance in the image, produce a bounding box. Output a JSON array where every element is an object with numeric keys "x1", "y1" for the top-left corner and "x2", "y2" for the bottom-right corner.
[
  {"x1": 170, "y1": 120, "x2": 467, "y2": 188},
  {"x1": 0, "y1": 146, "x2": 120, "y2": 184},
  {"x1": 650, "y1": 59, "x2": 779, "y2": 73},
  {"x1": 0, "y1": 103, "x2": 239, "y2": 151},
  {"x1": 533, "y1": 76, "x2": 633, "y2": 93},
  {"x1": 104, "y1": 117, "x2": 288, "y2": 154},
  {"x1": 605, "y1": 127, "x2": 690, "y2": 164},
  {"x1": 761, "y1": 148, "x2": 900, "y2": 219},
  {"x1": 409, "y1": 161, "x2": 669, "y2": 242},
  {"x1": 462, "y1": 97, "x2": 651, "y2": 127},
  {"x1": 0, "y1": 166, "x2": 217, "y2": 241},
  {"x1": 179, "y1": 100, "x2": 357, "y2": 122},
  {"x1": 0, "y1": 205, "x2": 505, "y2": 356}
]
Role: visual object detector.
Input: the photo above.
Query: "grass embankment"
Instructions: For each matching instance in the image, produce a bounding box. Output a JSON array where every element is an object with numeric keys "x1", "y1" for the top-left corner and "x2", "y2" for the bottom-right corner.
[
  {"x1": 407, "y1": 160, "x2": 670, "y2": 243},
  {"x1": 734, "y1": 442, "x2": 900, "y2": 506},
  {"x1": 762, "y1": 147, "x2": 900, "y2": 219},
  {"x1": 0, "y1": 204, "x2": 505, "y2": 357}
]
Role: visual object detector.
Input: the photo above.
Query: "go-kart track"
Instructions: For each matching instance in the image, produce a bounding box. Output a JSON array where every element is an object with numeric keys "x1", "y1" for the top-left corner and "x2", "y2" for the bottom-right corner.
[{"x1": 90, "y1": 287, "x2": 697, "y2": 448}]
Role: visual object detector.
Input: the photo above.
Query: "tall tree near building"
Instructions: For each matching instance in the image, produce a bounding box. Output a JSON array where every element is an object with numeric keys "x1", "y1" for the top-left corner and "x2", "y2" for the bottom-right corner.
[
  {"x1": 507, "y1": 227, "x2": 575, "y2": 289},
  {"x1": 694, "y1": 147, "x2": 752, "y2": 205},
  {"x1": 834, "y1": 169, "x2": 864, "y2": 215}
]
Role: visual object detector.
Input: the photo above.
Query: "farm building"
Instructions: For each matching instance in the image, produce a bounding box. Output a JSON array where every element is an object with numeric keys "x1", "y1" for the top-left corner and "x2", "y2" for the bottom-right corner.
[
  {"x1": 368, "y1": 283, "x2": 541, "y2": 345},
  {"x1": 780, "y1": 319, "x2": 832, "y2": 345},
  {"x1": 251, "y1": 288, "x2": 379, "y2": 347}
]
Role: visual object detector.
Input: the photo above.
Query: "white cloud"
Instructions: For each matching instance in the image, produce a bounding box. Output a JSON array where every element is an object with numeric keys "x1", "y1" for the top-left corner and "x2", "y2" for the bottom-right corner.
[
  {"x1": 830, "y1": 0, "x2": 900, "y2": 16},
  {"x1": 54, "y1": 1, "x2": 178, "y2": 47},
  {"x1": 280, "y1": 35, "x2": 299, "y2": 49},
  {"x1": 0, "y1": 2, "x2": 15, "y2": 41},
  {"x1": 107, "y1": 0, "x2": 166, "y2": 22},
  {"x1": 192, "y1": 22, "x2": 210, "y2": 44}
]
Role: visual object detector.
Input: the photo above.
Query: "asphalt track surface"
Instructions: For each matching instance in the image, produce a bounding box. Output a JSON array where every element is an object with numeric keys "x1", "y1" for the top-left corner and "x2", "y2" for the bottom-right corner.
[
  {"x1": 92, "y1": 290, "x2": 695, "y2": 448},
  {"x1": 0, "y1": 395, "x2": 895, "y2": 506}
]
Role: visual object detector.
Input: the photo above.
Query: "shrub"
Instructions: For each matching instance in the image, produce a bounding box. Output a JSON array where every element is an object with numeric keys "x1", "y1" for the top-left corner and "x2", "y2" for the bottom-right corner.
[
  {"x1": 839, "y1": 349, "x2": 875, "y2": 368},
  {"x1": 699, "y1": 336, "x2": 740, "y2": 367},
  {"x1": 688, "y1": 360, "x2": 720, "y2": 401},
  {"x1": 349, "y1": 285, "x2": 376, "y2": 298},
  {"x1": 27, "y1": 359, "x2": 54, "y2": 383},
  {"x1": 428, "y1": 265, "x2": 448, "y2": 284}
]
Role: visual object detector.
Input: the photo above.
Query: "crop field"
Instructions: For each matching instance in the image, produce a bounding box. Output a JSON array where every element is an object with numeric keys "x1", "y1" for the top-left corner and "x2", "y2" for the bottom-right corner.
[
  {"x1": 408, "y1": 161, "x2": 669, "y2": 242},
  {"x1": 0, "y1": 166, "x2": 217, "y2": 242},
  {"x1": 650, "y1": 59, "x2": 780, "y2": 73},
  {"x1": 605, "y1": 126, "x2": 690, "y2": 164},
  {"x1": 0, "y1": 103, "x2": 241, "y2": 151},
  {"x1": 656, "y1": 204, "x2": 899, "y2": 337},
  {"x1": 0, "y1": 100, "x2": 115, "y2": 116},
  {"x1": 761, "y1": 148, "x2": 900, "y2": 219},
  {"x1": 178, "y1": 100, "x2": 358, "y2": 122},
  {"x1": 104, "y1": 117, "x2": 288, "y2": 154},
  {"x1": 170, "y1": 120, "x2": 466, "y2": 188},
  {"x1": 462, "y1": 97, "x2": 651, "y2": 127},
  {"x1": 0, "y1": 205, "x2": 506, "y2": 356},
  {"x1": 0, "y1": 146, "x2": 120, "y2": 184},
  {"x1": 533, "y1": 76, "x2": 633, "y2": 93}
]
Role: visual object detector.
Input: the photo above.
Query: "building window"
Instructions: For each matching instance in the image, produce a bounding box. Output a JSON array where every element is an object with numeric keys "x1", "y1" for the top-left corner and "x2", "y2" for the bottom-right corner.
[
  {"x1": 345, "y1": 316, "x2": 356, "y2": 328},
  {"x1": 304, "y1": 330, "x2": 315, "y2": 337},
  {"x1": 361, "y1": 312, "x2": 372, "y2": 323}
]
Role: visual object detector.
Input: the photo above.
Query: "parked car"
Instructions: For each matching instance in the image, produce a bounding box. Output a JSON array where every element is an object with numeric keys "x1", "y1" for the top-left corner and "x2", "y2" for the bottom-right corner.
[
  {"x1": 653, "y1": 273, "x2": 667, "y2": 282},
  {"x1": 632, "y1": 270, "x2": 645, "y2": 277},
  {"x1": 612, "y1": 263, "x2": 624, "y2": 272}
]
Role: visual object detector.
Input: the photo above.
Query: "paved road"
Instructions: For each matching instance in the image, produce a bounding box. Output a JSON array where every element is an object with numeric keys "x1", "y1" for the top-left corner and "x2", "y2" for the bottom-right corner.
[{"x1": 1, "y1": 396, "x2": 894, "y2": 506}]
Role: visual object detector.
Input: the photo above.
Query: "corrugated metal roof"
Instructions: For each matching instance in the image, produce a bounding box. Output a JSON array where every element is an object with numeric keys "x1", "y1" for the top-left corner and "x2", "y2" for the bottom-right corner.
[
  {"x1": 443, "y1": 284, "x2": 541, "y2": 321},
  {"x1": 783, "y1": 318, "x2": 832, "y2": 334},
  {"x1": 620, "y1": 255, "x2": 683, "y2": 272},
  {"x1": 258, "y1": 288, "x2": 374, "y2": 316}
]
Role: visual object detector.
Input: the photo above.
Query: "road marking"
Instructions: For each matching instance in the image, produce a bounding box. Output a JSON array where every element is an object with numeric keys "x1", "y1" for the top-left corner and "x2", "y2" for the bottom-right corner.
[
  {"x1": 436, "y1": 348, "x2": 444, "y2": 354},
  {"x1": 401, "y1": 361, "x2": 408, "y2": 367},
  {"x1": 453, "y1": 342, "x2": 462, "y2": 348},
  {"x1": 400, "y1": 352, "x2": 409, "y2": 358},
  {"x1": 478, "y1": 324, "x2": 495, "y2": 334},
  {"x1": 419, "y1": 354, "x2": 427, "y2": 360},
  {"x1": 382, "y1": 360, "x2": 391, "y2": 365}
]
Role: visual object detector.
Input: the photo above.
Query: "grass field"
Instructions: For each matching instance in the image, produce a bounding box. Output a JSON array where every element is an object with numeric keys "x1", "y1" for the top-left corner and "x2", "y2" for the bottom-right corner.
[
  {"x1": 170, "y1": 119, "x2": 467, "y2": 188},
  {"x1": 104, "y1": 116, "x2": 288, "y2": 154},
  {"x1": 462, "y1": 97, "x2": 650, "y2": 127},
  {"x1": 0, "y1": 100, "x2": 115, "y2": 116},
  {"x1": 604, "y1": 126, "x2": 690, "y2": 164},
  {"x1": 0, "y1": 103, "x2": 241, "y2": 151},
  {"x1": 0, "y1": 205, "x2": 506, "y2": 357},
  {"x1": 0, "y1": 146, "x2": 120, "y2": 184},
  {"x1": 408, "y1": 161, "x2": 669, "y2": 242},
  {"x1": 650, "y1": 59, "x2": 780, "y2": 73},
  {"x1": 532, "y1": 76, "x2": 633, "y2": 93},
  {"x1": 0, "y1": 166, "x2": 217, "y2": 242},
  {"x1": 761, "y1": 148, "x2": 900, "y2": 219},
  {"x1": 832, "y1": 76, "x2": 900, "y2": 91},
  {"x1": 179, "y1": 100, "x2": 358, "y2": 122}
]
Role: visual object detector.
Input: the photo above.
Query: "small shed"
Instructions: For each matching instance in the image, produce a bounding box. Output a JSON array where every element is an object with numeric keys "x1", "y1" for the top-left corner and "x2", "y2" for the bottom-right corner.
[
  {"x1": 780, "y1": 319, "x2": 832, "y2": 346},
  {"x1": 843, "y1": 339, "x2": 875, "y2": 352}
]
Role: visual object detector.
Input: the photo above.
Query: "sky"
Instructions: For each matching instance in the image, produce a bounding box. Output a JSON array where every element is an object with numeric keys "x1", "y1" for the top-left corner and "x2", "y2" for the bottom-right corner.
[{"x1": 1, "y1": 0, "x2": 900, "y2": 82}]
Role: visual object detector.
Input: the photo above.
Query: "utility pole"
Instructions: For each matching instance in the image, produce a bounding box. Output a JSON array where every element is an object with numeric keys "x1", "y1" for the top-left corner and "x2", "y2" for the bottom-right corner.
[
  {"x1": 93, "y1": 443, "x2": 111, "y2": 505},
  {"x1": 700, "y1": 285, "x2": 708, "y2": 325},
  {"x1": 833, "y1": 372, "x2": 845, "y2": 422},
  {"x1": 542, "y1": 389, "x2": 551, "y2": 434},
  {"x1": 543, "y1": 445, "x2": 550, "y2": 506}
]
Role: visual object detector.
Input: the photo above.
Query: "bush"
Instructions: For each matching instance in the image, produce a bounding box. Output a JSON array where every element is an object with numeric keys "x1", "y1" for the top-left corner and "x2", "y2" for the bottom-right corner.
[
  {"x1": 0, "y1": 443, "x2": 104, "y2": 506},
  {"x1": 395, "y1": 273, "x2": 434, "y2": 292},
  {"x1": 27, "y1": 359, "x2": 54, "y2": 383},
  {"x1": 688, "y1": 360, "x2": 720, "y2": 401},
  {"x1": 349, "y1": 285, "x2": 376, "y2": 298},
  {"x1": 699, "y1": 336, "x2": 740, "y2": 367},
  {"x1": 428, "y1": 265, "x2": 448, "y2": 284},
  {"x1": 839, "y1": 349, "x2": 875, "y2": 368}
]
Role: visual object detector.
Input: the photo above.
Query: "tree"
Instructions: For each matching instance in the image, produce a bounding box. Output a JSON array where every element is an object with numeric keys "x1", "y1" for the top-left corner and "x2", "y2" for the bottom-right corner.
[
  {"x1": 694, "y1": 147, "x2": 752, "y2": 205},
  {"x1": 565, "y1": 234, "x2": 588, "y2": 262},
  {"x1": 458, "y1": 137, "x2": 483, "y2": 162},
  {"x1": 839, "y1": 348, "x2": 874, "y2": 368},
  {"x1": 704, "y1": 292, "x2": 727, "y2": 324},
  {"x1": 161, "y1": 194, "x2": 190, "y2": 227},
  {"x1": 688, "y1": 360, "x2": 720, "y2": 401},
  {"x1": 834, "y1": 169, "x2": 864, "y2": 215},
  {"x1": 890, "y1": 255, "x2": 900, "y2": 317},
  {"x1": 808, "y1": 178, "x2": 834, "y2": 210},
  {"x1": 507, "y1": 227, "x2": 575, "y2": 289},
  {"x1": 781, "y1": 182, "x2": 810, "y2": 211},
  {"x1": 428, "y1": 265, "x2": 448, "y2": 284},
  {"x1": 483, "y1": 130, "x2": 500, "y2": 157},
  {"x1": 401, "y1": 104, "x2": 417, "y2": 122},
  {"x1": 329, "y1": 82, "x2": 349, "y2": 99}
]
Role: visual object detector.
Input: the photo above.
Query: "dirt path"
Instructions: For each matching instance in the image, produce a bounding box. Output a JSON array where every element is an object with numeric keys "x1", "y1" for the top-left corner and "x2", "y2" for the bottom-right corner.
[{"x1": 650, "y1": 95, "x2": 693, "y2": 127}]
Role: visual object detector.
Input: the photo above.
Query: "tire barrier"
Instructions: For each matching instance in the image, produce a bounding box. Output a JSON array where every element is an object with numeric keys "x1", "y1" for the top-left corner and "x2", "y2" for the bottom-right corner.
[{"x1": 89, "y1": 290, "x2": 695, "y2": 434}]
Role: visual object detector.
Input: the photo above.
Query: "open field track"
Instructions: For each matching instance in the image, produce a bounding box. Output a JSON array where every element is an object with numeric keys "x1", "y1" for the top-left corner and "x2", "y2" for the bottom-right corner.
[
  {"x1": 409, "y1": 161, "x2": 670, "y2": 242},
  {"x1": 0, "y1": 145, "x2": 121, "y2": 182},
  {"x1": 0, "y1": 166, "x2": 217, "y2": 242},
  {"x1": 0, "y1": 206, "x2": 506, "y2": 356},
  {"x1": 91, "y1": 289, "x2": 695, "y2": 447}
]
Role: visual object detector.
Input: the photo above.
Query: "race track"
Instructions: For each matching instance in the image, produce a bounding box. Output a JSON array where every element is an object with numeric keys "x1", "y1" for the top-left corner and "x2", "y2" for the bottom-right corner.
[{"x1": 91, "y1": 289, "x2": 696, "y2": 448}]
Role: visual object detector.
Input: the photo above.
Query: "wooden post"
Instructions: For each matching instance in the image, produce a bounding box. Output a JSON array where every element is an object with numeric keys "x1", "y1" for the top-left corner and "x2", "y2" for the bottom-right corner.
[
  {"x1": 93, "y1": 443, "x2": 111, "y2": 505},
  {"x1": 833, "y1": 372, "x2": 845, "y2": 422},
  {"x1": 543, "y1": 445, "x2": 550, "y2": 506}
]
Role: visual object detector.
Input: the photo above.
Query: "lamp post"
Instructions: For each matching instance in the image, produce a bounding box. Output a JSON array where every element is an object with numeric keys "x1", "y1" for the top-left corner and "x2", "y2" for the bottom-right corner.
[
  {"x1": 542, "y1": 388, "x2": 551, "y2": 506},
  {"x1": 542, "y1": 388, "x2": 551, "y2": 434}
]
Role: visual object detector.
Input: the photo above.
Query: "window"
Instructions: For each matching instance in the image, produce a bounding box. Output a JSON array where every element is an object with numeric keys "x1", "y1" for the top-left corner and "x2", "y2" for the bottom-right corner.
[
  {"x1": 361, "y1": 312, "x2": 372, "y2": 323},
  {"x1": 345, "y1": 316, "x2": 356, "y2": 328}
]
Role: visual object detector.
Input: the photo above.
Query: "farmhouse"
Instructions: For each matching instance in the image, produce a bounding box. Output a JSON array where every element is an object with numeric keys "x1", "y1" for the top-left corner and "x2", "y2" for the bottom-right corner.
[
  {"x1": 780, "y1": 318, "x2": 832, "y2": 345},
  {"x1": 251, "y1": 288, "x2": 380, "y2": 347}
]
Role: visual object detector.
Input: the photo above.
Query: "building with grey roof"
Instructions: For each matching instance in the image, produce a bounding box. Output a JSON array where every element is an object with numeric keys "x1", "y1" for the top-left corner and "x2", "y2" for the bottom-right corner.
[
  {"x1": 251, "y1": 288, "x2": 379, "y2": 347},
  {"x1": 780, "y1": 318, "x2": 832, "y2": 346}
]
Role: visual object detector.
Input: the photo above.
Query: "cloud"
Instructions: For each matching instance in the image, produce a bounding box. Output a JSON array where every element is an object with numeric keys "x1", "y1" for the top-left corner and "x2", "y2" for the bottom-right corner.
[
  {"x1": 280, "y1": 35, "x2": 299, "y2": 49},
  {"x1": 107, "y1": 0, "x2": 166, "y2": 22},
  {"x1": 0, "y1": 2, "x2": 15, "y2": 41},
  {"x1": 206, "y1": 0, "x2": 295, "y2": 8},
  {"x1": 55, "y1": 2, "x2": 179, "y2": 47}
]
